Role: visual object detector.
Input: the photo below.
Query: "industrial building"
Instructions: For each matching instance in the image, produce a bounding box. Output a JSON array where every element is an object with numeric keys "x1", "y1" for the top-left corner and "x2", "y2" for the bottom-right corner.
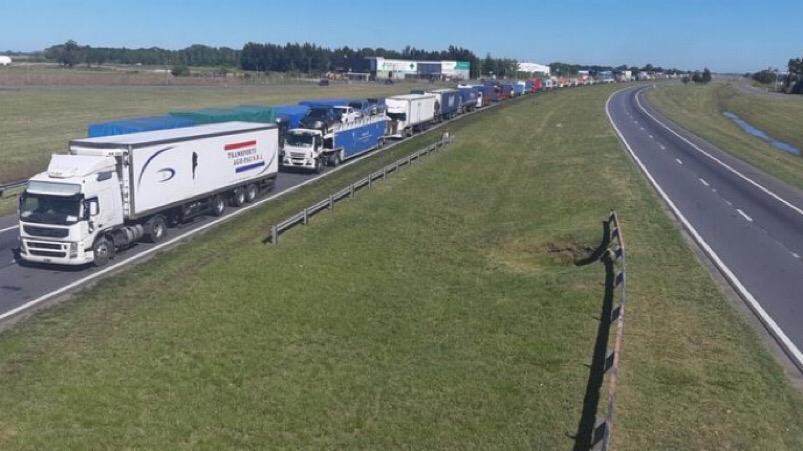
[
  {"x1": 361, "y1": 57, "x2": 471, "y2": 80},
  {"x1": 517, "y1": 62, "x2": 550, "y2": 76}
]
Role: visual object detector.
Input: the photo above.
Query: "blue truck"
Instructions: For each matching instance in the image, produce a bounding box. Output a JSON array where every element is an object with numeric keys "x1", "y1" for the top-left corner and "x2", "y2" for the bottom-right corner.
[
  {"x1": 281, "y1": 116, "x2": 389, "y2": 172},
  {"x1": 457, "y1": 86, "x2": 479, "y2": 113}
]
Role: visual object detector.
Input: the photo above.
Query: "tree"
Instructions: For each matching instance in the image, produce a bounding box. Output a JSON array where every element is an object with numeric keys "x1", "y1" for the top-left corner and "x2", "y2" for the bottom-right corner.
[
  {"x1": 701, "y1": 67, "x2": 712, "y2": 83},
  {"x1": 482, "y1": 53, "x2": 495, "y2": 76},
  {"x1": 691, "y1": 71, "x2": 702, "y2": 83},
  {"x1": 171, "y1": 65, "x2": 190, "y2": 76},
  {"x1": 751, "y1": 69, "x2": 777, "y2": 84},
  {"x1": 681, "y1": 76, "x2": 690, "y2": 85}
]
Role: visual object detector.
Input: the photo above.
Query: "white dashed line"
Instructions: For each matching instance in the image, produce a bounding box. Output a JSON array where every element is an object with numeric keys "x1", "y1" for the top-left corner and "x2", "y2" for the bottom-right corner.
[
  {"x1": 793, "y1": 252, "x2": 801, "y2": 259},
  {"x1": 640, "y1": 127, "x2": 645, "y2": 131},
  {"x1": 659, "y1": 144, "x2": 666, "y2": 150},
  {"x1": 699, "y1": 178, "x2": 709, "y2": 187},
  {"x1": 737, "y1": 209, "x2": 753, "y2": 222},
  {"x1": 648, "y1": 134, "x2": 654, "y2": 139},
  {"x1": 0, "y1": 225, "x2": 19, "y2": 234},
  {"x1": 675, "y1": 158, "x2": 683, "y2": 165},
  {"x1": 725, "y1": 199, "x2": 732, "y2": 206}
]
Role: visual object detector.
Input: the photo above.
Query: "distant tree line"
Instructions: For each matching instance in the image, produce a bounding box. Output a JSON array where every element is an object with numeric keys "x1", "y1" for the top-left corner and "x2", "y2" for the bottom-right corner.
[
  {"x1": 549, "y1": 62, "x2": 685, "y2": 76},
  {"x1": 43, "y1": 40, "x2": 240, "y2": 68},
  {"x1": 241, "y1": 43, "x2": 486, "y2": 78}
]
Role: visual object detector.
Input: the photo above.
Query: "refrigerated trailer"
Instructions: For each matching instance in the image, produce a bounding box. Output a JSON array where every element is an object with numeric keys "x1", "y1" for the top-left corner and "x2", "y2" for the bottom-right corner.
[
  {"x1": 18, "y1": 122, "x2": 279, "y2": 267},
  {"x1": 385, "y1": 94, "x2": 436, "y2": 138}
]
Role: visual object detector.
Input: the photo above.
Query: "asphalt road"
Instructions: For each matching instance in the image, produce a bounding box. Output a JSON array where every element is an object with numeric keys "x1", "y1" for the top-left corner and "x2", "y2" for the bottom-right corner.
[
  {"x1": 0, "y1": 96, "x2": 512, "y2": 323},
  {"x1": 607, "y1": 86, "x2": 803, "y2": 370}
]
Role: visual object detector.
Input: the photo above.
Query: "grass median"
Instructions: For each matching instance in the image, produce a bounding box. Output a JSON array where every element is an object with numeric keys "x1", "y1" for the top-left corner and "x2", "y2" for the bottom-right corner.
[
  {"x1": 647, "y1": 81, "x2": 803, "y2": 191},
  {"x1": 0, "y1": 85, "x2": 801, "y2": 449}
]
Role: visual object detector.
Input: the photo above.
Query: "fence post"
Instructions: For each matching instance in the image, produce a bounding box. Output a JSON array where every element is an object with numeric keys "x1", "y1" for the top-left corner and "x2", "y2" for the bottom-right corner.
[
  {"x1": 303, "y1": 208, "x2": 308, "y2": 225},
  {"x1": 350, "y1": 183, "x2": 355, "y2": 198},
  {"x1": 271, "y1": 225, "x2": 278, "y2": 244},
  {"x1": 368, "y1": 174, "x2": 372, "y2": 189},
  {"x1": 329, "y1": 195, "x2": 334, "y2": 210}
]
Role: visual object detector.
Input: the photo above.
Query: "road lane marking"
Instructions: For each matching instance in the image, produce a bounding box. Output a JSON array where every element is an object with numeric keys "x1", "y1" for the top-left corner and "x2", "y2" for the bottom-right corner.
[
  {"x1": 675, "y1": 158, "x2": 683, "y2": 165},
  {"x1": 606, "y1": 87, "x2": 803, "y2": 372},
  {"x1": 737, "y1": 209, "x2": 753, "y2": 222},
  {"x1": 699, "y1": 178, "x2": 709, "y2": 187},
  {"x1": 640, "y1": 127, "x2": 645, "y2": 131},
  {"x1": 648, "y1": 134, "x2": 653, "y2": 139},
  {"x1": 634, "y1": 88, "x2": 803, "y2": 219},
  {"x1": 659, "y1": 144, "x2": 666, "y2": 150},
  {"x1": 0, "y1": 225, "x2": 19, "y2": 234},
  {"x1": 793, "y1": 252, "x2": 800, "y2": 259}
]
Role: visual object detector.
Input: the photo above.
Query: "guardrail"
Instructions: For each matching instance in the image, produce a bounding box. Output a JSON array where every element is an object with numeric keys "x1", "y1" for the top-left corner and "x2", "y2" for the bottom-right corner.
[
  {"x1": 0, "y1": 180, "x2": 26, "y2": 198},
  {"x1": 266, "y1": 133, "x2": 454, "y2": 244},
  {"x1": 591, "y1": 211, "x2": 627, "y2": 451}
]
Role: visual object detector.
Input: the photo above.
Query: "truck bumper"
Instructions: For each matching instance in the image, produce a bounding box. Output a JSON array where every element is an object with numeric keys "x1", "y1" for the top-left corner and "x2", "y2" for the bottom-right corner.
[
  {"x1": 282, "y1": 156, "x2": 317, "y2": 169},
  {"x1": 19, "y1": 238, "x2": 93, "y2": 265}
]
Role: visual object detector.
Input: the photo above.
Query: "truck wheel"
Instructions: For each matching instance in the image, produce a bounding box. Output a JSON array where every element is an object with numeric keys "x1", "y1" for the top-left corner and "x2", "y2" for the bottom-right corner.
[
  {"x1": 145, "y1": 215, "x2": 168, "y2": 243},
  {"x1": 245, "y1": 184, "x2": 258, "y2": 203},
  {"x1": 211, "y1": 195, "x2": 226, "y2": 217},
  {"x1": 231, "y1": 187, "x2": 246, "y2": 207},
  {"x1": 314, "y1": 157, "x2": 324, "y2": 174},
  {"x1": 92, "y1": 237, "x2": 113, "y2": 267}
]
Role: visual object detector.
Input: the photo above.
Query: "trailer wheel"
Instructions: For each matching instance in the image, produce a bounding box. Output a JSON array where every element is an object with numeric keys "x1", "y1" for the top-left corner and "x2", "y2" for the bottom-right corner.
[
  {"x1": 211, "y1": 195, "x2": 226, "y2": 217},
  {"x1": 92, "y1": 236, "x2": 113, "y2": 267},
  {"x1": 144, "y1": 215, "x2": 168, "y2": 243},
  {"x1": 231, "y1": 187, "x2": 246, "y2": 207},
  {"x1": 245, "y1": 184, "x2": 258, "y2": 202}
]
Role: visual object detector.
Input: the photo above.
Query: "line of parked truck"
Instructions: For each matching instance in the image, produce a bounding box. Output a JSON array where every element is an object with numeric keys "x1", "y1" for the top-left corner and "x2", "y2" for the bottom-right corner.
[{"x1": 16, "y1": 78, "x2": 556, "y2": 267}]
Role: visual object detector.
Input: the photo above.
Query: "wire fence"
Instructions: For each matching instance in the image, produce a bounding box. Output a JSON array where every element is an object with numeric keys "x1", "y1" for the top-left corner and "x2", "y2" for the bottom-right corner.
[
  {"x1": 592, "y1": 210, "x2": 628, "y2": 451},
  {"x1": 265, "y1": 133, "x2": 455, "y2": 244}
]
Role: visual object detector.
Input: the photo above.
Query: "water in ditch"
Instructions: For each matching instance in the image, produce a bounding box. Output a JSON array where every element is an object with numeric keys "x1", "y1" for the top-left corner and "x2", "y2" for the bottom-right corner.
[{"x1": 722, "y1": 111, "x2": 801, "y2": 156}]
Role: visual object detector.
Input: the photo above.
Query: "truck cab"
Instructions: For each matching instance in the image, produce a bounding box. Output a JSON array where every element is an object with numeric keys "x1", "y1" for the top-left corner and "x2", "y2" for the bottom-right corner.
[
  {"x1": 19, "y1": 154, "x2": 122, "y2": 265},
  {"x1": 281, "y1": 129, "x2": 328, "y2": 172}
]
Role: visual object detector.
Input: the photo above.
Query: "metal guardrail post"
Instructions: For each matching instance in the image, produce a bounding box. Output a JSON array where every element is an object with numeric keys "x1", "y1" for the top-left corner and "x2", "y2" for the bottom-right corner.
[
  {"x1": 329, "y1": 195, "x2": 334, "y2": 210},
  {"x1": 271, "y1": 225, "x2": 278, "y2": 244},
  {"x1": 302, "y1": 208, "x2": 308, "y2": 225}
]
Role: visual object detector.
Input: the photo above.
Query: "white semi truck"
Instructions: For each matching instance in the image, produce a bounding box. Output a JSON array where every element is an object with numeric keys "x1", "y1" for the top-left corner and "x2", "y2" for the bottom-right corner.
[
  {"x1": 282, "y1": 115, "x2": 389, "y2": 172},
  {"x1": 18, "y1": 122, "x2": 279, "y2": 266},
  {"x1": 385, "y1": 94, "x2": 436, "y2": 138}
]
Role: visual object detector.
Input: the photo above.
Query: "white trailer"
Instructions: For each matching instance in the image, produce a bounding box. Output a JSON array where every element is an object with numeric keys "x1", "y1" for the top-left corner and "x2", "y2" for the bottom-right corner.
[
  {"x1": 18, "y1": 122, "x2": 279, "y2": 266},
  {"x1": 0, "y1": 56, "x2": 11, "y2": 66},
  {"x1": 385, "y1": 94, "x2": 436, "y2": 138}
]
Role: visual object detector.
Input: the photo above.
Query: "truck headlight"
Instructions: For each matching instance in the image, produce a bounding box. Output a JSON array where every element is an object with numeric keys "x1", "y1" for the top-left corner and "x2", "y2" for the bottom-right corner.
[{"x1": 69, "y1": 242, "x2": 78, "y2": 258}]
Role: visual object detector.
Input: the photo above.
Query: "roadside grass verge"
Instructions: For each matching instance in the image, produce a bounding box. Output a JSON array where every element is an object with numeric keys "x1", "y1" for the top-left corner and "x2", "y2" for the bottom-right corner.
[
  {"x1": 0, "y1": 85, "x2": 801, "y2": 449},
  {"x1": 647, "y1": 81, "x2": 803, "y2": 191},
  {"x1": 0, "y1": 81, "x2": 441, "y2": 185}
]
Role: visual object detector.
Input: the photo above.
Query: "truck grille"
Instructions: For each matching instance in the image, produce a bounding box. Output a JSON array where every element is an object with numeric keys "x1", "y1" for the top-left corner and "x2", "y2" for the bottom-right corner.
[
  {"x1": 290, "y1": 152, "x2": 308, "y2": 159},
  {"x1": 29, "y1": 249, "x2": 67, "y2": 258},
  {"x1": 23, "y1": 225, "x2": 69, "y2": 238},
  {"x1": 27, "y1": 242, "x2": 63, "y2": 250}
]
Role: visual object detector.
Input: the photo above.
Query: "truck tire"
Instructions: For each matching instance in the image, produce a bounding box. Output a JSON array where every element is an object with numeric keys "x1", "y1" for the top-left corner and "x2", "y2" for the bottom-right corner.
[
  {"x1": 231, "y1": 187, "x2": 246, "y2": 207},
  {"x1": 314, "y1": 157, "x2": 324, "y2": 174},
  {"x1": 144, "y1": 215, "x2": 168, "y2": 243},
  {"x1": 245, "y1": 184, "x2": 258, "y2": 203},
  {"x1": 92, "y1": 236, "x2": 113, "y2": 267},
  {"x1": 211, "y1": 195, "x2": 226, "y2": 217}
]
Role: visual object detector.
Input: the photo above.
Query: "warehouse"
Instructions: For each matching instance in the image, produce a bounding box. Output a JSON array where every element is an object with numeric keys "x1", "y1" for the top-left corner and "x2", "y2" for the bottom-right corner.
[
  {"x1": 517, "y1": 62, "x2": 550, "y2": 76},
  {"x1": 363, "y1": 57, "x2": 470, "y2": 81}
]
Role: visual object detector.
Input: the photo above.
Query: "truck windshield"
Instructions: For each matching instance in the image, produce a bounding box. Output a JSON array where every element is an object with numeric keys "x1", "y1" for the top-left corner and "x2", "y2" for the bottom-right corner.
[
  {"x1": 286, "y1": 133, "x2": 314, "y2": 147},
  {"x1": 306, "y1": 108, "x2": 331, "y2": 120},
  {"x1": 20, "y1": 192, "x2": 82, "y2": 225}
]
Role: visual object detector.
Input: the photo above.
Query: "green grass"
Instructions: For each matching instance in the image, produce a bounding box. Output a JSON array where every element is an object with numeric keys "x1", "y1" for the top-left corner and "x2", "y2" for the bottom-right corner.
[
  {"x1": 647, "y1": 81, "x2": 803, "y2": 191},
  {"x1": 0, "y1": 81, "x2": 440, "y2": 184},
  {"x1": 0, "y1": 85, "x2": 802, "y2": 449}
]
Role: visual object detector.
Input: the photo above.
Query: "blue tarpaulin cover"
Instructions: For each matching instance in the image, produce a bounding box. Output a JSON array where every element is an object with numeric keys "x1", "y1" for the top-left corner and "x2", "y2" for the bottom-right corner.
[{"x1": 88, "y1": 115, "x2": 196, "y2": 138}]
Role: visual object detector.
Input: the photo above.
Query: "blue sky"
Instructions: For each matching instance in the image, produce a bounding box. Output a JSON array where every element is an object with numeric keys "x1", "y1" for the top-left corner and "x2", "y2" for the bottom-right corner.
[{"x1": 3, "y1": 0, "x2": 801, "y2": 72}]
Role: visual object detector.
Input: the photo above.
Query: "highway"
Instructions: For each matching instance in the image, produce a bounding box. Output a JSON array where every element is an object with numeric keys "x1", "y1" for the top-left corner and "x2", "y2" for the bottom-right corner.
[
  {"x1": 607, "y1": 85, "x2": 803, "y2": 370},
  {"x1": 0, "y1": 98, "x2": 508, "y2": 323}
]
